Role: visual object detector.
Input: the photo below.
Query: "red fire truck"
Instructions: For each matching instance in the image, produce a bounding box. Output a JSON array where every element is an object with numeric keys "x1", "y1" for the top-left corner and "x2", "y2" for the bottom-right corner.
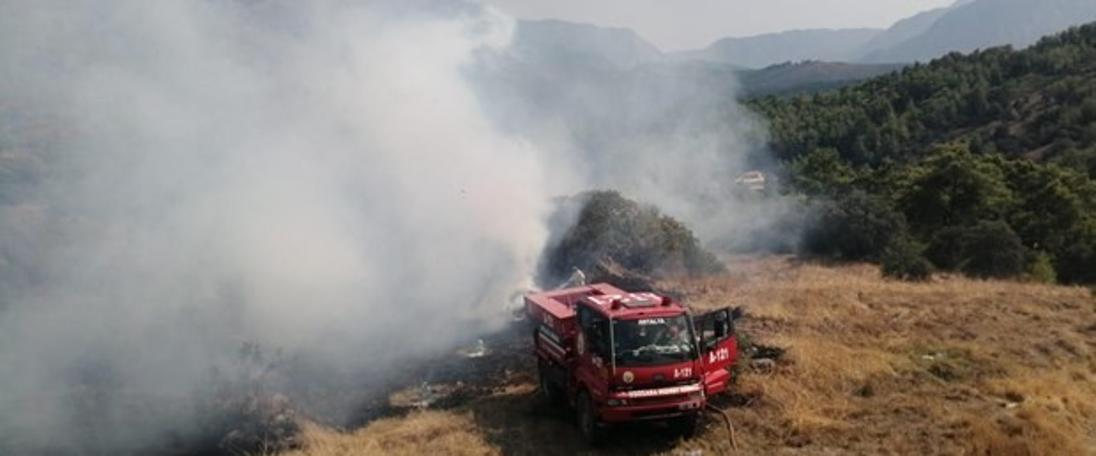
[{"x1": 525, "y1": 283, "x2": 741, "y2": 442}]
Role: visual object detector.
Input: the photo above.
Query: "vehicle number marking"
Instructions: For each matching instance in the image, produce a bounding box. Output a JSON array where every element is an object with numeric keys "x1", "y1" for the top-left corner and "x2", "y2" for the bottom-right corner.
[
  {"x1": 674, "y1": 367, "x2": 692, "y2": 378},
  {"x1": 708, "y1": 347, "x2": 730, "y2": 363}
]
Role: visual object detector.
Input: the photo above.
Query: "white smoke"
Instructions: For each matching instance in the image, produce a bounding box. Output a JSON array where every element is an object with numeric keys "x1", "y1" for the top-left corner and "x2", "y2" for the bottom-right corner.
[
  {"x1": 0, "y1": 0, "x2": 794, "y2": 453},
  {"x1": 473, "y1": 36, "x2": 801, "y2": 252},
  {"x1": 0, "y1": 0, "x2": 549, "y2": 452}
]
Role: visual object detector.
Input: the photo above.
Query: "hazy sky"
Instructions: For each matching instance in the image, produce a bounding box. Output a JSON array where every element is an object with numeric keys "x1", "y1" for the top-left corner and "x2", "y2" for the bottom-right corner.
[{"x1": 487, "y1": 0, "x2": 957, "y2": 51}]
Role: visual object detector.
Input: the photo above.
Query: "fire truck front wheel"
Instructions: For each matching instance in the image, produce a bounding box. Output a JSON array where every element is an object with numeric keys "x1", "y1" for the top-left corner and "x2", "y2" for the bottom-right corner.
[
  {"x1": 576, "y1": 390, "x2": 604, "y2": 445},
  {"x1": 671, "y1": 413, "x2": 700, "y2": 438}
]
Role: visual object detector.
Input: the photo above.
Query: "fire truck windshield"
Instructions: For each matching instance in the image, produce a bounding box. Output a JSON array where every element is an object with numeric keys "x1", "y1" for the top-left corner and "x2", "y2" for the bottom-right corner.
[{"x1": 612, "y1": 315, "x2": 697, "y2": 367}]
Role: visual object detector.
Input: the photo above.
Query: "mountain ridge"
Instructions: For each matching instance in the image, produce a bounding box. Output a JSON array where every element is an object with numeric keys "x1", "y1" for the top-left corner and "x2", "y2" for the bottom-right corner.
[
  {"x1": 669, "y1": 0, "x2": 1096, "y2": 67},
  {"x1": 512, "y1": 19, "x2": 664, "y2": 69},
  {"x1": 870, "y1": 0, "x2": 1096, "y2": 63},
  {"x1": 672, "y1": 28, "x2": 881, "y2": 69}
]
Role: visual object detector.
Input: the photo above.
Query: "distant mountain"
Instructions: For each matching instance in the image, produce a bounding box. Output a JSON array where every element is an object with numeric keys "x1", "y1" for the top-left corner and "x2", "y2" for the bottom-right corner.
[
  {"x1": 512, "y1": 19, "x2": 663, "y2": 69},
  {"x1": 675, "y1": 0, "x2": 1096, "y2": 67},
  {"x1": 858, "y1": 6, "x2": 952, "y2": 61},
  {"x1": 864, "y1": 0, "x2": 1096, "y2": 63},
  {"x1": 673, "y1": 29, "x2": 881, "y2": 69},
  {"x1": 501, "y1": 19, "x2": 903, "y2": 99},
  {"x1": 511, "y1": 0, "x2": 1096, "y2": 77},
  {"x1": 737, "y1": 61, "x2": 905, "y2": 98}
]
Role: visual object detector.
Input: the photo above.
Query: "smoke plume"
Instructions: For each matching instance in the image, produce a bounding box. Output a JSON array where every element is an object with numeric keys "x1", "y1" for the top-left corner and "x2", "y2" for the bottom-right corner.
[
  {"x1": 0, "y1": 1, "x2": 551, "y2": 452},
  {"x1": 473, "y1": 29, "x2": 802, "y2": 251},
  {"x1": 0, "y1": 0, "x2": 794, "y2": 453}
]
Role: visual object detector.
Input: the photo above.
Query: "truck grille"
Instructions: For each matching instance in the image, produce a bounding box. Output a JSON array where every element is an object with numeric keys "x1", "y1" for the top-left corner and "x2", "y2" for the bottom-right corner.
[
  {"x1": 632, "y1": 407, "x2": 686, "y2": 419},
  {"x1": 634, "y1": 395, "x2": 685, "y2": 406},
  {"x1": 616, "y1": 378, "x2": 694, "y2": 392}
]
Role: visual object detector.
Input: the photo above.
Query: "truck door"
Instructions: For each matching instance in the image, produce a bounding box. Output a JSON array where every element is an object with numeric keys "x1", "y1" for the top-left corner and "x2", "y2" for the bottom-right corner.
[
  {"x1": 694, "y1": 307, "x2": 739, "y2": 396},
  {"x1": 575, "y1": 305, "x2": 612, "y2": 403}
]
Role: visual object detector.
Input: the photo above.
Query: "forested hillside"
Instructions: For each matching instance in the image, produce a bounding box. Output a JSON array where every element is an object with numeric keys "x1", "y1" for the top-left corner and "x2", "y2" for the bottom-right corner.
[
  {"x1": 736, "y1": 61, "x2": 905, "y2": 98},
  {"x1": 750, "y1": 23, "x2": 1096, "y2": 284}
]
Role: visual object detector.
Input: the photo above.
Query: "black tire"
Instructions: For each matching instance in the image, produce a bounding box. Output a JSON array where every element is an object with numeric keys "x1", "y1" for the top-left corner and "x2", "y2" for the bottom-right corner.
[
  {"x1": 672, "y1": 413, "x2": 700, "y2": 438},
  {"x1": 575, "y1": 390, "x2": 604, "y2": 445},
  {"x1": 537, "y1": 360, "x2": 563, "y2": 406}
]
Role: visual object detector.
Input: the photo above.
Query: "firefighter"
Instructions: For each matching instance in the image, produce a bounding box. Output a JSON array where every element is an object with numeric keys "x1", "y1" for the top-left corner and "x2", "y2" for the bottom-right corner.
[{"x1": 560, "y1": 267, "x2": 587, "y2": 288}]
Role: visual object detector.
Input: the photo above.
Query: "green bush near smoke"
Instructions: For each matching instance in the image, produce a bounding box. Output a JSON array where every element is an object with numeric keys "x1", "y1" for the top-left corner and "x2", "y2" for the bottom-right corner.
[
  {"x1": 541, "y1": 191, "x2": 724, "y2": 286},
  {"x1": 882, "y1": 236, "x2": 933, "y2": 281},
  {"x1": 803, "y1": 191, "x2": 909, "y2": 261},
  {"x1": 1057, "y1": 229, "x2": 1096, "y2": 284},
  {"x1": 1028, "y1": 251, "x2": 1058, "y2": 284},
  {"x1": 953, "y1": 220, "x2": 1029, "y2": 279},
  {"x1": 921, "y1": 217, "x2": 1031, "y2": 281},
  {"x1": 791, "y1": 144, "x2": 1090, "y2": 282}
]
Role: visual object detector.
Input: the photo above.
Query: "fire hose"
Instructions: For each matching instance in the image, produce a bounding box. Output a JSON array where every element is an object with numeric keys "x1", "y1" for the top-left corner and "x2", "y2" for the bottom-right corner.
[{"x1": 705, "y1": 403, "x2": 738, "y2": 451}]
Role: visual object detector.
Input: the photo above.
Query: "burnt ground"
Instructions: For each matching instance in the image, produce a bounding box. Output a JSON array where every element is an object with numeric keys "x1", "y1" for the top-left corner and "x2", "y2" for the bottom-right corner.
[
  {"x1": 322, "y1": 322, "x2": 754, "y2": 456},
  {"x1": 310, "y1": 319, "x2": 718, "y2": 454},
  {"x1": 274, "y1": 284, "x2": 783, "y2": 455}
]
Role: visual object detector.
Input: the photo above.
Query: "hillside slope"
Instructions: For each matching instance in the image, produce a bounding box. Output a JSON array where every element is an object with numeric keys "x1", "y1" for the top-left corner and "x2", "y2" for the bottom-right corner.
[
  {"x1": 736, "y1": 61, "x2": 904, "y2": 98},
  {"x1": 858, "y1": 6, "x2": 952, "y2": 62},
  {"x1": 277, "y1": 257, "x2": 1096, "y2": 455}
]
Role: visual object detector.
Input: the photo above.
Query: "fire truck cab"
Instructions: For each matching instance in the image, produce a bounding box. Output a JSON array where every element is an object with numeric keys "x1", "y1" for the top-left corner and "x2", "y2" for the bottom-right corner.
[{"x1": 525, "y1": 283, "x2": 741, "y2": 442}]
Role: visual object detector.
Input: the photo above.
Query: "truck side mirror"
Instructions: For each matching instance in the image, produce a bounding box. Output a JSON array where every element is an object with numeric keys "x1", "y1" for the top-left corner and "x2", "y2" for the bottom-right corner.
[
  {"x1": 703, "y1": 337, "x2": 719, "y2": 352},
  {"x1": 731, "y1": 306, "x2": 745, "y2": 321},
  {"x1": 714, "y1": 319, "x2": 728, "y2": 338}
]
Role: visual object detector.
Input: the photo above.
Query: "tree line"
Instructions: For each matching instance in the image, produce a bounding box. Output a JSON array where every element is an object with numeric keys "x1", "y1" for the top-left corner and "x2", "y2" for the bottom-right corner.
[{"x1": 749, "y1": 23, "x2": 1096, "y2": 283}]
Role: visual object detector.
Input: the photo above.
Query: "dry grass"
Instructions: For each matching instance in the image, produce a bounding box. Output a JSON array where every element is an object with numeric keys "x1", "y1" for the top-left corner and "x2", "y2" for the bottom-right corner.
[
  {"x1": 677, "y1": 256, "x2": 1096, "y2": 455},
  {"x1": 279, "y1": 411, "x2": 498, "y2": 456},
  {"x1": 280, "y1": 257, "x2": 1096, "y2": 455}
]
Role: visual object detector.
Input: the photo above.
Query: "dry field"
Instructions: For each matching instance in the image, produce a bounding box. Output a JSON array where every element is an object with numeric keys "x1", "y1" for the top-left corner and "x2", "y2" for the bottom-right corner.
[{"x1": 278, "y1": 256, "x2": 1096, "y2": 455}]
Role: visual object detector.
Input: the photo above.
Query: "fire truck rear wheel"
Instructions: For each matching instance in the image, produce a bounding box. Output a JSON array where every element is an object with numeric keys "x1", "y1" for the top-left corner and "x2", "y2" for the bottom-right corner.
[
  {"x1": 576, "y1": 390, "x2": 603, "y2": 445},
  {"x1": 537, "y1": 361, "x2": 563, "y2": 406}
]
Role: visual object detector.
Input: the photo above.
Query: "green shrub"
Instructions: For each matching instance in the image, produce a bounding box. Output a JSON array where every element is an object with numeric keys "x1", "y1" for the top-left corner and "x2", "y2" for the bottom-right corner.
[
  {"x1": 897, "y1": 145, "x2": 1015, "y2": 234},
  {"x1": 925, "y1": 226, "x2": 968, "y2": 270},
  {"x1": 1056, "y1": 230, "x2": 1096, "y2": 284},
  {"x1": 1027, "y1": 251, "x2": 1058, "y2": 284},
  {"x1": 882, "y1": 236, "x2": 933, "y2": 281},
  {"x1": 541, "y1": 191, "x2": 725, "y2": 286},
  {"x1": 803, "y1": 191, "x2": 909, "y2": 261},
  {"x1": 922, "y1": 221, "x2": 1030, "y2": 279},
  {"x1": 956, "y1": 220, "x2": 1028, "y2": 279},
  {"x1": 789, "y1": 148, "x2": 857, "y2": 196}
]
